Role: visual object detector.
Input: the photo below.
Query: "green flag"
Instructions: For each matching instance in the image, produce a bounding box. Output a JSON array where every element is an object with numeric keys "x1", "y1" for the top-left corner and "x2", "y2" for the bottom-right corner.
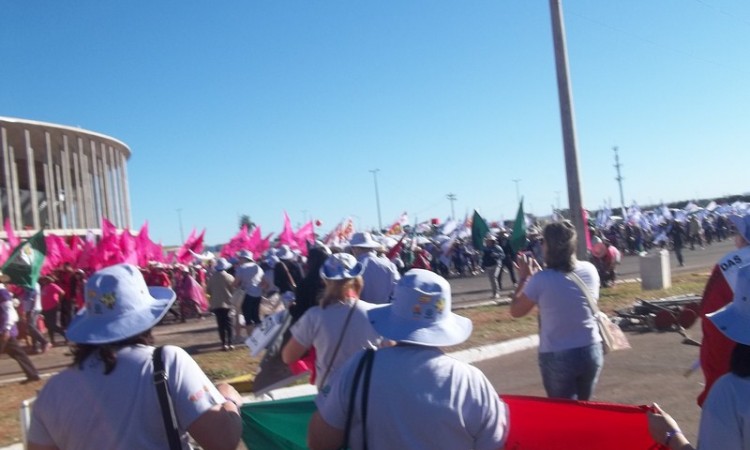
[
  {"x1": 471, "y1": 210, "x2": 490, "y2": 251},
  {"x1": 1, "y1": 230, "x2": 46, "y2": 289},
  {"x1": 510, "y1": 198, "x2": 527, "y2": 254},
  {"x1": 241, "y1": 395, "x2": 316, "y2": 450}
]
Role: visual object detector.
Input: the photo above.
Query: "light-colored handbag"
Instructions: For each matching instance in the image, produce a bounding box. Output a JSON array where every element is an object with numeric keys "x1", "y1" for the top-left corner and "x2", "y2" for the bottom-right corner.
[{"x1": 567, "y1": 272, "x2": 631, "y2": 354}]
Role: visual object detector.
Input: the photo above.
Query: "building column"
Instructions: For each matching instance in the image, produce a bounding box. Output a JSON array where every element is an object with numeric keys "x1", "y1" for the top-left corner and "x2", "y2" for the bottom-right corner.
[
  {"x1": 1, "y1": 127, "x2": 10, "y2": 228},
  {"x1": 119, "y1": 150, "x2": 131, "y2": 229},
  {"x1": 45, "y1": 132, "x2": 59, "y2": 229},
  {"x1": 73, "y1": 138, "x2": 85, "y2": 228},
  {"x1": 100, "y1": 143, "x2": 113, "y2": 223},
  {"x1": 24, "y1": 129, "x2": 40, "y2": 229},
  {"x1": 55, "y1": 164, "x2": 65, "y2": 228},
  {"x1": 109, "y1": 146, "x2": 123, "y2": 228},
  {"x1": 62, "y1": 136, "x2": 74, "y2": 228},
  {"x1": 9, "y1": 146, "x2": 22, "y2": 228},
  {"x1": 90, "y1": 141, "x2": 101, "y2": 224}
]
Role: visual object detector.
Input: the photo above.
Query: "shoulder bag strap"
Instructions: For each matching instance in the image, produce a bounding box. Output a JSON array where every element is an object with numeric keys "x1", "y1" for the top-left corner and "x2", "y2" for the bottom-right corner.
[
  {"x1": 360, "y1": 348, "x2": 376, "y2": 450},
  {"x1": 343, "y1": 348, "x2": 375, "y2": 449},
  {"x1": 153, "y1": 346, "x2": 182, "y2": 450},
  {"x1": 318, "y1": 301, "x2": 359, "y2": 389},
  {"x1": 566, "y1": 271, "x2": 601, "y2": 316},
  {"x1": 280, "y1": 261, "x2": 297, "y2": 290}
]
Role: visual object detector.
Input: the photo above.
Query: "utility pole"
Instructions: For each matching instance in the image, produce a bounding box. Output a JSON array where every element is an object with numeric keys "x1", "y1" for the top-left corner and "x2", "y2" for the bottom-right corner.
[
  {"x1": 446, "y1": 193, "x2": 457, "y2": 220},
  {"x1": 512, "y1": 179, "x2": 522, "y2": 203},
  {"x1": 549, "y1": 0, "x2": 587, "y2": 259},
  {"x1": 369, "y1": 169, "x2": 383, "y2": 231},
  {"x1": 613, "y1": 146, "x2": 627, "y2": 218}
]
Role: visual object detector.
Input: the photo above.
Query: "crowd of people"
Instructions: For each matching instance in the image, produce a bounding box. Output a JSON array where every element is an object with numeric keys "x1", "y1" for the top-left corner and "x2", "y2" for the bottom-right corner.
[{"x1": 3, "y1": 209, "x2": 750, "y2": 448}]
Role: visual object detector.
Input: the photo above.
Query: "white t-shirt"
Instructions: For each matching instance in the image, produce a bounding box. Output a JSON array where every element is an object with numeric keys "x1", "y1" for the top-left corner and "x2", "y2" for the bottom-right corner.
[
  {"x1": 234, "y1": 262, "x2": 264, "y2": 297},
  {"x1": 697, "y1": 373, "x2": 750, "y2": 449},
  {"x1": 523, "y1": 261, "x2": 602, "y2": 353},
  {"x1": 290, "y1": 299, "x2": 381, "y2": 387},
  {"x1": 316, "y1": 346, "x2": 508, "y2": 450},
  {"x1": 28, "y1": 345, "x2": 224, "y2": 450}
]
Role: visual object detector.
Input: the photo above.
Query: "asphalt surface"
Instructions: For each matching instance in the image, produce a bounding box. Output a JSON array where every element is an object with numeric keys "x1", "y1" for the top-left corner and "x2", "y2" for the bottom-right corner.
[{"x1": 2, "y1": 241, "x2": 729, "y2": 445}]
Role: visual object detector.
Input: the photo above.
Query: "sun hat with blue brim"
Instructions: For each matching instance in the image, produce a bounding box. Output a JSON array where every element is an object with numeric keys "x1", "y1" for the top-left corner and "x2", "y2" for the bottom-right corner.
[
  {"x1": 66, "y1": 264, "x2": 176, "y2": 345},
  {"x1": 349, "y1": 232, "x2": 382, "y2": 249},
  {"x1": 367, "y1": 269, "x2": 472, "y2": 347},
  {"x1": 237, "y1": 249, "x2": 254, "y2": 261},
  {"x1": 707, "y1": 264, "x2": 750, "y2": 345},
  {"x1": 729, "y1": 214, "x2": 750, "y2": 244},
  {"x1": 214, "y1": 258, "x2": 232, "y2": 272},
  {"x1": 320, "y1": 253, "x2": 364, "y2": 280}
]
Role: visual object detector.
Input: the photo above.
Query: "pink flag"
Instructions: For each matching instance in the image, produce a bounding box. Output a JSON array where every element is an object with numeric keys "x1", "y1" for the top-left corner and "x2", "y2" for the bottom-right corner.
[
  {"x1": 4, "y1": 218, "x2": 19, "y2": 248},
  {"x1": 119, "y1": 231, "x2": 139, "y2": 265},
  {"x1": 76, "y1": 231, "x2": 99, "y2": 271},
  {"x1": 97, "y1": 218, "x2": 124, "y2": 268},
  {"x1": 176, "y1": 228, "x2": 205, "y2": 264},
  {"x1": 294, "y1": 221, "x2": 315, "y2": 256},
  {"x1": 278, "y1": 211, "x2": 296, "y2": 249},
  {"x1": 220, "y1": 225, "x2": 250, "y2": 258}
]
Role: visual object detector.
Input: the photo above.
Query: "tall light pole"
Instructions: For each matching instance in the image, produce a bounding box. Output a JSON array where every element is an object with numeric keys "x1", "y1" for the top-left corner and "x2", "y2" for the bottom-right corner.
[
  {"x1": 176, "y1": 208, "x2": 185, "y2": 243},
  {"x1": 512, "y1": 179, "x2": 522, "y2": 203},
  {"x1": 446, "y1": 193, "x2": 457, "y2": 220},
  {"x1": 550, "y1": 0, "x2": 587, "y2": 259},
  {"x1": 613, "y1": 146, "x2": 627, "y2": 218},
  {"x1": 369, "y1": 169, "x2": 383, "y2": 231}
]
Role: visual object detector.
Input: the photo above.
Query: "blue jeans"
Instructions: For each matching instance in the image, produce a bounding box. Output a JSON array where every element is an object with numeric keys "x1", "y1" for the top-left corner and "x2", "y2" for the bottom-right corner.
[{"x1": 538, "y1": 343, "x2": 604, "y2": 400}]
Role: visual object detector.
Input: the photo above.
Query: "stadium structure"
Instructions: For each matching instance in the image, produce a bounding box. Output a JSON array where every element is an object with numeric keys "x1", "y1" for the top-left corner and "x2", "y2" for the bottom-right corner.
[{"x1": 0, "y1": 116, "x2": 131, "y2": 237}]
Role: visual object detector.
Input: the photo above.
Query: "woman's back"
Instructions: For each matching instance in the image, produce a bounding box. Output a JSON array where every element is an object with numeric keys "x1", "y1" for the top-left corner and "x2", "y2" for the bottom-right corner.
[
  {"x1": 28, "y1": 345, "x2": 225, "y2": 450},
  {"x1": 290, "y1": 300, "x2": 380, "y2": 386}
]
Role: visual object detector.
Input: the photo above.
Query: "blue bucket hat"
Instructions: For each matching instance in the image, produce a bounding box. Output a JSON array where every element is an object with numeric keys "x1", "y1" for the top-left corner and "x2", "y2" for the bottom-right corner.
[
  {"x1": 66, "y1": 264, "x2": 176, "y2": 344},
  {"x1": 320, "y1": 253, "x2": 364, "y2": 280},
  {"x1": 367, "y1": 269, "x2": 472, "y2": 347}
]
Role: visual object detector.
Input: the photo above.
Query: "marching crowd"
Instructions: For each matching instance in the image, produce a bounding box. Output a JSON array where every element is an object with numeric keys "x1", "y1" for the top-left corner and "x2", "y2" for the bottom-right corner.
[{"x1": 2, "y1": 210, "x2": 750, "y2": 448}]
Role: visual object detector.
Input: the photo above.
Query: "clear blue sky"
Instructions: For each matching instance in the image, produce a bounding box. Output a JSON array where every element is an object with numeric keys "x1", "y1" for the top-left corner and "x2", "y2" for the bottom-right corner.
[{"x1": 2, "y1": 1, "x2": 748, "y2": 246}]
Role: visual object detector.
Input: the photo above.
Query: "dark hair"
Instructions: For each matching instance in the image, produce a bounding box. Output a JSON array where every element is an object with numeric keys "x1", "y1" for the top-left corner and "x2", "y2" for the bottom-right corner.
[
  {"x1": 730, "y1": 343, "x2": 750, "y2": 378},
  {"x1": 71, "y1": 330, "x2": 155, "y2": 375},
  {"x1": 543, "y1": 221, "x2": 577, "y2": 272}
]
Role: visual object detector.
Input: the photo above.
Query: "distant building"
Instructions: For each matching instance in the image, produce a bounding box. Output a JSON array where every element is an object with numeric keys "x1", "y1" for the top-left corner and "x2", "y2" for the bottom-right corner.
[{"x1": 0, "y1": 116, "x2": 131, "y2": 236}]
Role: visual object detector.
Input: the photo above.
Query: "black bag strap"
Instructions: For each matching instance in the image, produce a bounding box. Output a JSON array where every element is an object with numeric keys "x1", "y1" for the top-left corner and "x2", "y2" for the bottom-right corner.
[
  {"x1": 360, "y1": 348, "x2": 375, "y2": 450},
  {"x1": 153, "y1": 346, "x2": 182, "y2": 450},
  {"x1": 343, "y1": 348, "x2": 375, "y2": 449}
]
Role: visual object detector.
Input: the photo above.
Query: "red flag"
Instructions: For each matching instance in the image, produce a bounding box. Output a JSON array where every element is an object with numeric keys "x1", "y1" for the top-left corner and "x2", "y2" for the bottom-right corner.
[
  {"x1": 500, "y1": 395, "x2": 664, "y2": 449},
  {"x1": 386, "y1": 234, "x2": 406, "y2": 260}
]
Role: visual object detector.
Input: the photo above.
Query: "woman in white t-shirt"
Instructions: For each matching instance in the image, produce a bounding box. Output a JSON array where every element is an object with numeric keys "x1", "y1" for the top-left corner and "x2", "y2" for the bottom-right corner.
[
  {"x1": 510, "y1": 220, "x2": 604, "y2": 400},
  {"x1": 27, "y1": 264, "x2": 243, "y2": 450},
  {"x1": 282, "y1": 253, "x2": 381, "y2": 388}
]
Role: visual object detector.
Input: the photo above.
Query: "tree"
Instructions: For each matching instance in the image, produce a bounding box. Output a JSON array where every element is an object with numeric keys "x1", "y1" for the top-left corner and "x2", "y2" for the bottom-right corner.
[{"x1": 239, "y1": 214, "x2": 255, "y2": 230}]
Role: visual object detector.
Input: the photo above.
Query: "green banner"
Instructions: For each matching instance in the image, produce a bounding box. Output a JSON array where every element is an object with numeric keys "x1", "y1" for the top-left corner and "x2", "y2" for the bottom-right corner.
[{"x1": 241, "y1": 395, "x2": 316, "y2": 450}]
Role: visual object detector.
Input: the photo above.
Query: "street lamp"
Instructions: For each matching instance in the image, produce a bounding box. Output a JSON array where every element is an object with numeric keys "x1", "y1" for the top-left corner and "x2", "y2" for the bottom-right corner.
[
  {"x1": 369, "y1": 169, "x2": 383, "y2": 231},
  {"x1": 446, "y1": 193, "x2": 457, "y2": 220},
  {"x1": 176, "y1": 208, "x2": 185, "y2": 243}
]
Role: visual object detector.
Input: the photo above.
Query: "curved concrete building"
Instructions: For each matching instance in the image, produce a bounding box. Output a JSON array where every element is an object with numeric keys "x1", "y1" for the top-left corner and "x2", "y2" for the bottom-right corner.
[{"x1": 0, "y1": 116, "x2": 131, "y2": 235}]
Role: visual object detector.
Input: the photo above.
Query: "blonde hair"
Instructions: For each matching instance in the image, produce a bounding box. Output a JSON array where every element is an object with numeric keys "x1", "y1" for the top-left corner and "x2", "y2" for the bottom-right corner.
[{"x1": 319, "y1": 277, "x2": 363, "y2": 308}]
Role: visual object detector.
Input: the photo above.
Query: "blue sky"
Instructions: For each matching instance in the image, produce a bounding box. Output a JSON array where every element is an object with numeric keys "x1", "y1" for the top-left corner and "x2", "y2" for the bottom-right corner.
[{"x1": 2, "y1": 1, "x2": 748, "y2": 246}]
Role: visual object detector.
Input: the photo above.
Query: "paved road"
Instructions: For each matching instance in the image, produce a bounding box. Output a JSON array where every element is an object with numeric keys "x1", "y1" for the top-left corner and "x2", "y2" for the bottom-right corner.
[{"x1": 449, "y1": 240, "x2": 731, "y2": 305}]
